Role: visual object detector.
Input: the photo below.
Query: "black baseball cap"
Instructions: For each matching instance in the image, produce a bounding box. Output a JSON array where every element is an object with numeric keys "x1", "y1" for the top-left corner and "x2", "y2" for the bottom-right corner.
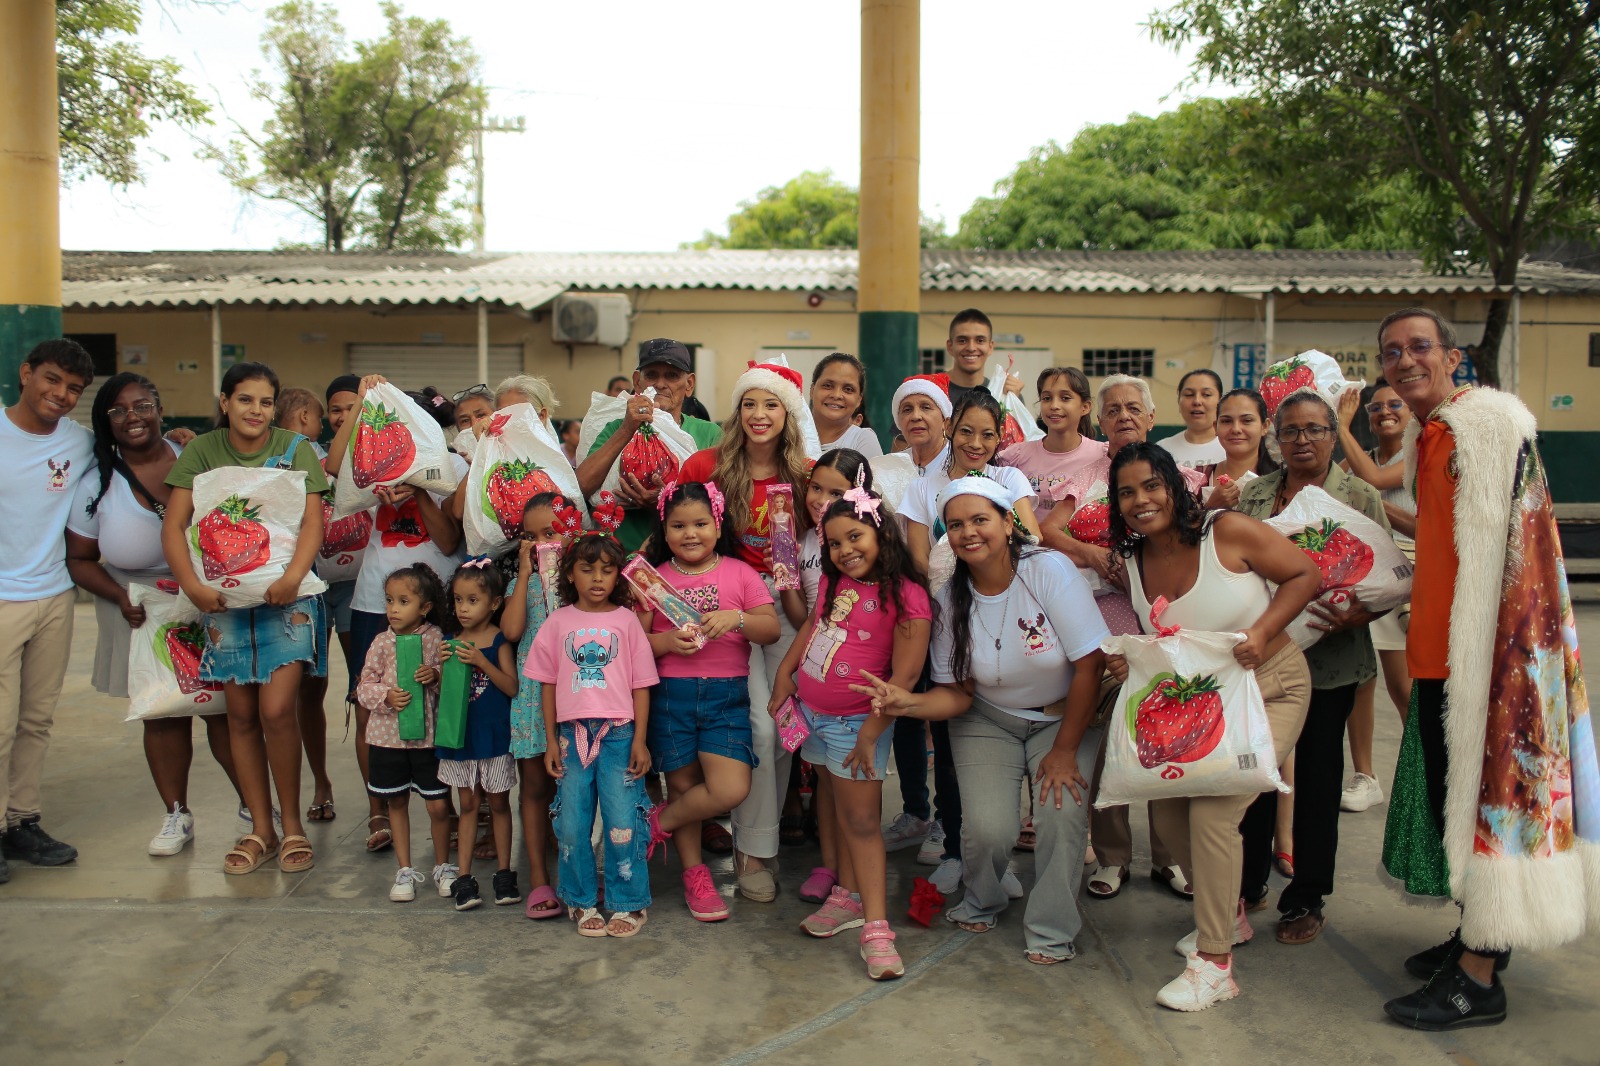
[{"x1": 637, "y1": 338, "x2": 692, "y2": 373}]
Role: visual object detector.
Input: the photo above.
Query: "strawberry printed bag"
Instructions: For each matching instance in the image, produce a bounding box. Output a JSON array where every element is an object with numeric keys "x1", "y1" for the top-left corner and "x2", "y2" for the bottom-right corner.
[
  {"x1": 332, "y1": 383, "x2": 458, "y2": 519},
  {"x1": 463, "y1": 403, "x2": 586, "y2": 556},
  {"x1": 576, "y1": 388, "x2": 699, "y2": 506},
  {"x1": 187, "y1": 458, "x2": 328, "y2": 610},
  {"x1": 1258, "y1": 349, "x2": 1365, "y2": 420},
  {"x1": 987, "y1": 360, "x2": 1044, "y2": 449},
  {"x1": 125, "y1": 583, "x2": 224, "y2": 721},
  {"x1": 1098, "y1": 614, "x2": 1286, "y2": 807},
  {"x1": 314, "y1": 457, "x2": 372, "y2": 583}
]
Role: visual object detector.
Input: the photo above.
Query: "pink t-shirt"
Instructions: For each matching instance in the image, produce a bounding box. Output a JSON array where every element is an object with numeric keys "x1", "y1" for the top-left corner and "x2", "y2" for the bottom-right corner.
[
  {"x1": 796, "y1": 575, "x2": 933, "y2": 717},
  {"x1": 525, "y1": 604, "x2": 659, "y2": 722},
  {"x1": 999, "y1": 436, "x2": 1109, "y2": 519},
  {"x1": 649, "y1": 555, "x2": 774, "y2": 678}
]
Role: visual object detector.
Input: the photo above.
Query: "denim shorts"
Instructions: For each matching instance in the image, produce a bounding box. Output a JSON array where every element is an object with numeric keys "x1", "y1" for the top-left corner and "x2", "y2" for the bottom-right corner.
[
  {"x1": 798, "y1": 699, "x2": 893, "y2": 781},
  {"x1": 647, "y1": 676, "x2": 756, "y2": 774},
  {"x1": 200, "y1": 595, "x2": 327, "y2": 685}
]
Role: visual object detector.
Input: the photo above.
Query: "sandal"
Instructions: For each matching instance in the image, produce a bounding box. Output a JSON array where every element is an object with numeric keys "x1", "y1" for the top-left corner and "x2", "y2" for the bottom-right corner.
[
  {"x1": 570, "y1": 906, "x2": 608, "y2": 937},
  {"x1": 1276, "y1": 908, "x2": 1324, "y2": 945},
  {"x1": 1152, "y1": 864, "x2": 1194, "y2": 899},
  {"x1": 524, "y1": 884, "x2": 562, "y2": 920},
  {"x1": 860, "y1": 920, "x2": 905, "y2": 980},
  {"x1": 277, "y1": 835, "x2": 315, "y2": 874},
  {"x1": 222, "y1": 833, "x2": 277, "y2": 875},
  {"x1": 472, "y1": 830, "x2": 496, "y2": 862},
  {"x1": 305, "y1": 800, "x2": 336, "y2": 822},
  {"x1": 1014, "y1": 817, "x2": 1036, "y2": 852},
  {"x1": 606, "y1": 909, "x2": 648, "y2": 938},
  {"x1": 1087, "y1": 865, "x2": 1129, "y2": 899},
  {"x1": 365, "y1": 815, "x2": 393, "y2": 853},
  {"x1": 779, "y1": 815, "x2": 807, "y2": 847},
  {"x1": 944, "y1": 912, "x2": 994, "y2": 934},
  {"x1": 701, "y1": 821, "x2": 734, "y2": 855},
  {"x1": 1274, "y1": 851, "x2": 1295, "y2": 878},
  {"x1": 1025, "y1": 950, "x2": 1070, "y2": 965}
]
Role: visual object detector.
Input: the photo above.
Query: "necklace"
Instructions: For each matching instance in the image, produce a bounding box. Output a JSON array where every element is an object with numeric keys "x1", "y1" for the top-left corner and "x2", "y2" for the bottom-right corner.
[
  {"x1": 971, "y1": 567, "x2": 1015, "y2": 688},
  {"x1": 669, "y1": 556, "x2": 717, "y2": 577}
]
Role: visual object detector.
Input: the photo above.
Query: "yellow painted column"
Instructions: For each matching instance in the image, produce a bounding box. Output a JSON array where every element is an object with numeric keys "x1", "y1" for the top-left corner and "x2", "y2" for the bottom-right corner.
[
  {"x1": 0, "y1": 1, "x2": 62, "y2": 405},
  {"x1": 858, "y1": 0, "x2": 920, "y2": 442}
]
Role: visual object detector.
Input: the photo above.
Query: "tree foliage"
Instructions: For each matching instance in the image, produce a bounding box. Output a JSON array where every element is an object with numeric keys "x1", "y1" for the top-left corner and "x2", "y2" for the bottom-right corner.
[
  {"x1": 690, "y1": 169, "x2": 951, "y2": 249},
  {"x1": 57, "y1": 0, "x2": 211, "y2": 186},
  {"x1": 211, "y1": 1, "x2": 483, "y2": 251},
  {"x1": 1148, "y1": 0, "x2": 1600, "y2": 386}
]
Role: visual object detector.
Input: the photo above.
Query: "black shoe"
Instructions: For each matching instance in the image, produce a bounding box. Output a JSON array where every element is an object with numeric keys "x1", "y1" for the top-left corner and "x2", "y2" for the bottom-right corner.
[
  {"x1": 1384, "y1": 960, "x2": 1507, "y2": 1031},
  {"x1": 451, "y1": 873, "x2": 482, "y2": 911},
  {"x1": 0, "y1": 853, "x2": 9, "y2": 884},
  {"x1": 492, "y1": 868, "x2": 520, "y2": 905},
  {"x1": 2, "y1": 819, "x2": 78, "y2": 866},
  {"x1": 1404, "y1": 929, "x2": 1512, "y2": 981}
]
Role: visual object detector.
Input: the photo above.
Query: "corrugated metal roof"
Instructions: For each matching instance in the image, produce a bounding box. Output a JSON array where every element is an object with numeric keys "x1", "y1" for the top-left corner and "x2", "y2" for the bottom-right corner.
[{"x1": 60, "y1": 248, "x2": 1600, "y2": 309}]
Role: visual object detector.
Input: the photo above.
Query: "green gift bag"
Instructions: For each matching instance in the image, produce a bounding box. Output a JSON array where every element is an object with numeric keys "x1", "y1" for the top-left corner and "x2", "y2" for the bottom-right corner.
[
  {"x1": 394, "y1": 633, "x2": 427, "y2": 741},
  {"x1": 436, "y1": 640, "x2": 472, "y2": 750}
]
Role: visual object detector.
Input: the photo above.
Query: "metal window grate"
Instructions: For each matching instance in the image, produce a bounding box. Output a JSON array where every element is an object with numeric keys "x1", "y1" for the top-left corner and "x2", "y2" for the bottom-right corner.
[
  {"x1": 1082, "y1": 348, "x2": 1154, "y2": 378},
  {"x1": 919, "y1": 347, "x2": 946, "y2": 375}
]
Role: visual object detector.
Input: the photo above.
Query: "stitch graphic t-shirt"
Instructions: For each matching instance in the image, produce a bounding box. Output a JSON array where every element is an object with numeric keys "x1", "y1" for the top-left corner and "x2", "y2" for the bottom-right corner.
[
  {"x1": 526, "y1": 604, "x2": 658, "y2": 722},
  {"x1": 1, "y1": 409, "x2": 95, "y2": 600},
  {"x1": 648, "y1": 555, "x2": 773, "y2": 679},
  {"x1": 797, "y1": 575, "x2": 932, "y2": 717}
]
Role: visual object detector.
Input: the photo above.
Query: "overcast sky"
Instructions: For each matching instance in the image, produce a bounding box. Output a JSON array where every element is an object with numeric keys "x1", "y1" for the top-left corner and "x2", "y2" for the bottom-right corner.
[{"x1": 60, "y1": 1, "x2": 1215, "y2": 253}]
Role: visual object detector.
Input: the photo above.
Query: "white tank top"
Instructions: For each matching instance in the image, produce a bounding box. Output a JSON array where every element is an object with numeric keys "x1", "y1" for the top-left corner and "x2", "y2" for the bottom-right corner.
[{"x1": 1127, "y1": 524, "x2": 1272, "y2": 634}]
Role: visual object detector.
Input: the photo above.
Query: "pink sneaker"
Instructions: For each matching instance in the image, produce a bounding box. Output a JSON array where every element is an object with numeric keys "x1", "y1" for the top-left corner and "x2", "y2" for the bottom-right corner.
[
  {"x1": 682, "y1": 863, "x2": 729, "y2": 922},
  {"x1": 859, "y1": 920, "x2": 905, "y2": 980},
  {"x1": 799, "y1": 885, "x2": 865, "y2": 938},
  {"x1": 799, "y1": 866, "x2": 837, "y2": 904}
]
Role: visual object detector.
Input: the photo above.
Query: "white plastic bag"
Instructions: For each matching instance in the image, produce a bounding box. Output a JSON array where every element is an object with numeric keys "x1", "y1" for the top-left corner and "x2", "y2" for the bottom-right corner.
[
  {"x1": 1258, "y1": 349, "x2": 1365, "y2": 419},
  {"x1": 576, "y1": 388, "x2": 699, "y2": 507},
  {"x1": 463, "y1": 404, "x2": 587, "y2": 556},
  {"x1": 452, "y1": 426, "x2": 477, "y2": 461},
  {"x1": 314, "y1": 455, "x2": 371, "y2": 583},
  {"x1": 333, "y1": 383, "x2": 459, "y2": 518},
  {"x1": 867, "y1": 452, "x2": 918, "y2": 516},
  {"x1": 126, "y1": 583, "x2": 223, "y2": 721},
  {"x1": 1097, "y1": 627, "x2": 1287, "y2": 807},
  {"x1": 1264, "y1": 485, "x2": 1413, "y2": 648},
  {"x1": 988, "y1": 361, "x2": 1043, "y2": 448},
  {"x1": 187, "y1": 466, "x2": 328, "y2": 609}
]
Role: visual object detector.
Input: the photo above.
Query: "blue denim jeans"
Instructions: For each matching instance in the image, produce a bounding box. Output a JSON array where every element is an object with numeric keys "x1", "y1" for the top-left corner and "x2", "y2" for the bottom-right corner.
[{"x1": 551, "y1": 720, "x2": 652, "y2": 912}]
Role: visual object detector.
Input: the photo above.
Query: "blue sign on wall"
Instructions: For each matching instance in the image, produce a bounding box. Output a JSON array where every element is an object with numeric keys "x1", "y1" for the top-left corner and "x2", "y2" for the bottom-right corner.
[{"x1": 1232, "y1": 343, "x2": 1267, "y2": 390}]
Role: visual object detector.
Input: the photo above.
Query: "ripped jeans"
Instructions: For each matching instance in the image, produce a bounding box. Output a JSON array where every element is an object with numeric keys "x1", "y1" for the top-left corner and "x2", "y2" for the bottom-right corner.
[
  {"x1": 551, "y1": 719, "x2": 652, "y2": 912},
  {"x1": 200, "y1": 595, "x2": 327, "y2": 685}
]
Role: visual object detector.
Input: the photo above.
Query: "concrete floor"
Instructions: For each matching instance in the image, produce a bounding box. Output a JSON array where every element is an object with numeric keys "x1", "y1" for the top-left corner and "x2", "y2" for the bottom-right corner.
[{"x1": 2, "y1": 604, "x2": 1596, "y2": 1066}]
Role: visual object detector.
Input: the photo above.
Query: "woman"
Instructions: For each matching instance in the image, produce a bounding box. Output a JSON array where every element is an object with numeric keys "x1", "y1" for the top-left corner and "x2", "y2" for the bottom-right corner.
[
  {"x1": 1106, "y1": 443, "x2": 1319, "y2": 1009},
  {"x1": 677, "y1": 362, "x2": 814, "y2": 902},
  {"x1": 558, "y1": 418, "x2": 582, "y2": 467},
  {"x1": 891, "y1": 375, "x2": 952, "y2": 477},
  {"x1": 1201, "y1": 388, "x2": 1277, "y2": 509},
  {"x1": 1235, "y1": 390, "x2": 1392, "y2": 946},
  {"x1": 1156, "y1": 368, "x2": 1225, "y2": 468},
  {"x1": 852, "y1": 478, "x2": 1108, "y2": 965},
  {"x1": 810, "y1": 352, "x2": 883, "y2": 457},
  {"x1": 495, "y1": 374, "x2": 560, "y2": 441},
  {"x1": 66, "y1": 374, "x2": 245, "y2": 856}
]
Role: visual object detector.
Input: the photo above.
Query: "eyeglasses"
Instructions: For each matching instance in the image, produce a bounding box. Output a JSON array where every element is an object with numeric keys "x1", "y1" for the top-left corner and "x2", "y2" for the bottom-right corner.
[
  {"x1": 452, "y1": 383, "x2": 490, "y2": 404},
  {"x1": 1276, "y1": 425, "x2": 1332, "y2": 443},
  {"x1": 107, "y1": 401, "x2": 158, "y2": 422},
  {"x1": 1365, "y1": 400, "x2": 1407, "y2": 414},
  {"x1": 1380, "y1": 338, "x2": 1448, "y2": 364}
]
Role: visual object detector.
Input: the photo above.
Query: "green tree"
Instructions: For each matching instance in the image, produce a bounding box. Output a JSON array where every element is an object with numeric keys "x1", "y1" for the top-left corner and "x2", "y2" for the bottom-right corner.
[
  {"x1": 57, "y1": 0, "x2": 211, "y2": 186},
  {"x1": 1149, "y1": 0, "x2": 1600, "y2": 387},
  {"x1": 690, "y1": 169, "x2": 952, "y2": 249}
]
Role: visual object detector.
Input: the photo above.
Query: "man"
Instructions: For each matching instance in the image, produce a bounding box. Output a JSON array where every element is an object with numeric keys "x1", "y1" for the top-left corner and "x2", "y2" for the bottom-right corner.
[
  {"x1": 1377, "y1": 307, "x2": 1599, "y2": 1030},
  {"x1": 0, "y1": 339, "x2": 98, "y2": 882},
  {"x1": 944, "y1": 308, "x2": 1022, "y2": 407},
  {"x1": 578, "y1": 338, "x2": 721, "y2": 551},
  {"x1": 605, "y1": 375, "x2": 631, "y2": 397}
]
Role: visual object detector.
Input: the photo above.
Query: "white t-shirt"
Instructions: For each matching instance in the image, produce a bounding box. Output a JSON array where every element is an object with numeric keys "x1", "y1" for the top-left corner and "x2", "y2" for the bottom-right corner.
[
  {"x1": 0, "y1": 410, "x2": 96, "y2": 600},
  {"x1": 799, "y1": 528, "x2": 824, "y2": 611},
  {"x1": 1156, "y1": 432, "x2": 1226, "y2": 468},
  {"x1": 1200, "y1": 467, "x2": 1260, "y2": 506},
  {"x1": 68, "y1": 440, "x2": 181, "y2": 573},
  {"x1": 931, "y1": 551, "x2": 1108, "y2": 720},
  {"x1": 819, "y1": 425, "x2": 884, "y2": 459},
  {"x1": 900, "y1": 464, "x2": 1036, "y2": 537},
  {"x1": 351, "y1": 453, "x2": 469, "y2": 614}
]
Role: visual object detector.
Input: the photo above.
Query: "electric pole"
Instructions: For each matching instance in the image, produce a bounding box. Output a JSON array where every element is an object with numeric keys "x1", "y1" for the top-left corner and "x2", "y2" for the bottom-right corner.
[{"x1": 472, "y1": 111, "x2": 527, "y2": 252}]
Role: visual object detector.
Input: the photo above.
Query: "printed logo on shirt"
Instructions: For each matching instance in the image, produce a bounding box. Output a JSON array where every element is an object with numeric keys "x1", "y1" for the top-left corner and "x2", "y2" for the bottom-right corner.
[
  {"x1": 1017, "y1": 613, "x2": 1056, "y2": 656},
  {"x1": 678, "y1": 585, "x2": 720, "y2": 614},
  {"x1": 801, "y1": 588, "x2": 859, "y2": 682},
  {"x1": 46, "y1": 458, "x2": 72, "y2": 492},
  {"x1": 565, "y1": 627, "x2": 619, "y2": 692},
  {"x1": 377, "y1": 498, "x2": 429, "y2": 548}
]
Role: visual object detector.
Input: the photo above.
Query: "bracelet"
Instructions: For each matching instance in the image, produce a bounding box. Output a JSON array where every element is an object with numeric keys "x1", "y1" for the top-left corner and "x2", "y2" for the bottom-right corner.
[{"x1": 737, "y1": 610, "x2": 745, "y2": 631}]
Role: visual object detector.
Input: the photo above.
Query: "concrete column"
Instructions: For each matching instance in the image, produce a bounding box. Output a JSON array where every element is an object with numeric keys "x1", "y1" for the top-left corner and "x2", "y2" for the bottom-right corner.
[
  {"x1": 0, "y1": 3, "x2": 62, "y2": 404},
  {"x1": 858, "y1": 0, "x2": 920, "y2": 444},
  {"x1": 477, "y1": 300, "x2": 489, "y2": 385}
]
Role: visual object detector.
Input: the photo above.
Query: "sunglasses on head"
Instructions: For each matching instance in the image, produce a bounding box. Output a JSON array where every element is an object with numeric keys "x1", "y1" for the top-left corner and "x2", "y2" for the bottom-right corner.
[{"x1": 452, "y1": 383, "x2": 490, "y2": 404}]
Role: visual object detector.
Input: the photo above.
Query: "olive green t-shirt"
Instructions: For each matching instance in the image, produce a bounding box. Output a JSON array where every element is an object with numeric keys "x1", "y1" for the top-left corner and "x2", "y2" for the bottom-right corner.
[{"x1": 166, "y1": 427, "x2": 330, "y2": 493}]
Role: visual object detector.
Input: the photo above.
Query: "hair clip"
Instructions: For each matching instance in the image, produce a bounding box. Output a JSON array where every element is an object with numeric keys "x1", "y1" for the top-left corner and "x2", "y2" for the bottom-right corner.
[
  {"x1": 461, "y1": 555, "x2": 494, "y2": 570},
  {"x1": 704, "y1": 481, "x2": 726, "y2": 528},
  {"x1": 841, "y1": 470, "x2": 883, "y2": 526},
  {"x1": 430, "y1": 394, "x2": 447, "y2": 408},
  {"x1": 655, "y1": 478, "x2": 680, "y2": 521},
  {"x1": 591, "y1": 491, "x2": 625, "y2": 535}
]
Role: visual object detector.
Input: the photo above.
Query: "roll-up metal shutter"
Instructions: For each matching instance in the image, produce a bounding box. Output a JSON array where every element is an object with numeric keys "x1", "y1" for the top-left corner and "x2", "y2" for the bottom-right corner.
[{"x1": 347, "y1": 345, "x2": 523, "y2": 396}]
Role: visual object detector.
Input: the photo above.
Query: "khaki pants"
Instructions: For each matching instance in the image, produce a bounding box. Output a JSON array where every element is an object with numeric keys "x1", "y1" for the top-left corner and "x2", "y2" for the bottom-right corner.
[
  {"x1": 0, "y1": 590, "x2": 76, "y2": 826},
  {"x1": 1151, "y1": 640, "x2": 1311, "y2": 955}
]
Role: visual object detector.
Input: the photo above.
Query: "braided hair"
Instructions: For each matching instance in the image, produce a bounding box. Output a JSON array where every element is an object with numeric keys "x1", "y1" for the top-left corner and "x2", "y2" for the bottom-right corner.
[{"x1": 87, "y1": 372, "x2": 161, "y2": 517}]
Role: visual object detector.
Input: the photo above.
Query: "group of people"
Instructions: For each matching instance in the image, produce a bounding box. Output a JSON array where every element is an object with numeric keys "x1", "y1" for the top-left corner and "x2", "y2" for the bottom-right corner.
[{"x1": 1, "y1": 305, "x2": 1592, "y2": 1029}]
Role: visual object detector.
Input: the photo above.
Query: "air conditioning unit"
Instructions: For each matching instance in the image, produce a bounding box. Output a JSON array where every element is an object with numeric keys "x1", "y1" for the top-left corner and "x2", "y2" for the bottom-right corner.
[{"x1": 552, "y1": 294, "x2": 630, "y2": 347}]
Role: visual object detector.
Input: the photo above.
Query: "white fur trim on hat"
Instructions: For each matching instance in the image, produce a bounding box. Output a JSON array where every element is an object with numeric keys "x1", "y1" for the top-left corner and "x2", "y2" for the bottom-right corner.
[
  {"x1": 733, "y1": 365, "x2": 808, "y2": 428},
  {"x1": 892, "y1": 378, "x2": 953, "y2": 431}
]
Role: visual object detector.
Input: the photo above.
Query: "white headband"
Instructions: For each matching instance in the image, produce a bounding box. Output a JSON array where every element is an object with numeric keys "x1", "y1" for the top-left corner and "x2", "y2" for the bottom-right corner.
[{"x1": 936, "y1": 474, "x2": 1018, "y2": 517}]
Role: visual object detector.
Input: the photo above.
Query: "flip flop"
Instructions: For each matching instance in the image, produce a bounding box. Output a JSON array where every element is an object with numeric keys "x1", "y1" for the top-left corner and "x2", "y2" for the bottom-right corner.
[
  {"x1": 524, "y1": 884, "x2": 562, "y2": 920},
  {"x1": 223, "y1": 833, "x2": 277, "y2": 875},
  {"x1": 305, "y1": 800, "x2": 336, "y2": 823},
  {"x1": 1274, "y1": 851, "x2": 1296, "y2": 878},
  {"x1": 278, "y1": 835, "x2": 315, "y2": 874}
]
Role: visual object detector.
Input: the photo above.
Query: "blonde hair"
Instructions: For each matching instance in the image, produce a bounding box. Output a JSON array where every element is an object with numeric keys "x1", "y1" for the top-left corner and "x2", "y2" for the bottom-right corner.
[
  {"x1": 494, "y1": 374, "x2": 560, "y2": 436},
  {"x1": 711, "y1": 402, "x2": 812, "y2": 536}
]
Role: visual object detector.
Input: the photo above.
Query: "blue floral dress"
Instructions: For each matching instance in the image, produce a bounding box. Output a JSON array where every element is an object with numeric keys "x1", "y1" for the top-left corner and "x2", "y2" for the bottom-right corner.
[{"x1": 507, "y1": 573, "x2": 550, "y2": 758}]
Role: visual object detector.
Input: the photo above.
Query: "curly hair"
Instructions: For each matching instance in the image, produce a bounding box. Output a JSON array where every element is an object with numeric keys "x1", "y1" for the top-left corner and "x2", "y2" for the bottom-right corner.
[
  {"x1": 384, "y1": 563, "x2": 449, "y2": 630},
  {"x1": 87, "y1": 372, "x2": 161, "y2": 517},
  {"x1": 944, "y1": 390, "x2": 1005, "y2": 475},
  {"x1": 943, "y1": 504, "x2": 1038, "y2": 684},
  {"x1": 643, "y1": 481, "x2": 742, "y2": 567},
  {"x1": 709, "y1": 395, "x2": 811, "y2": 542},
  {"x1": 557, "y1": 536, "x2": 632, "y2": 608},
  {"x1": 816, "y1": 490, "x2": 929, "y2": 626},
  {"x1": 1106, "y1": 442, "x2": 1210, "y2": 557}
]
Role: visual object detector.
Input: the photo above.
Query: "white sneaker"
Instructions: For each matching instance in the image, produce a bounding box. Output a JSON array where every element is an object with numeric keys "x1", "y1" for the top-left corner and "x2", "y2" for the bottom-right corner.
[
  {"x1": 1002, "y1": 860, "x2": 1025, "y2": 900},
  {"x1": 930, "y1": 856, "x2": 963, "y2": 895},
  {"x1": 1340, "y1": 772, "x2": 1385, "y2": 812},
  {"x1": 432, "y1": 862, "x2": 459, "y2": 898},
  {"x1": 390, "y1": 866, "x2": 426, "y2": 902},
  {"x1": 882, "y1": 812, "x2": 929, "y2": 852},
  {"x1": 916, "y1": 819, "x2": 946, "y2": 865},
  {"x1": 1157, "y1": 953, "x2": 1240, "y2": 1011},
  {"x1": 148, "y1": 805, "x2": 194, "y2": 856},
  {"x1": 1176, "y1": 897, "x2": 1255, "y2": 956},
  {"x1": 235, "y1": 805, "x2": 283, "y2": 837}
]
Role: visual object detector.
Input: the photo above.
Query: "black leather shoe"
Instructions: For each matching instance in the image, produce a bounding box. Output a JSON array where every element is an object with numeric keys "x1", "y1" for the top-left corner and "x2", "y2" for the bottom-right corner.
[
  {"x1": 1, "y1": 819, "x2": 78, "y2": 866},
  {"x1": 1404, "y1": 929, "x2": 1511, "y2": 980},
  {"x1": 1384, "y1": 960, "x2": 1507, "y2": 1031}
]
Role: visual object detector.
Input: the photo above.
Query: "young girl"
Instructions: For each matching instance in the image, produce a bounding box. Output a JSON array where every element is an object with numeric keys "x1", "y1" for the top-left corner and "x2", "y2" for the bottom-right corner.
[
  {"x1": 437, "y1": 558, "x2": 521, "y2": 911},
  {"x1": 499, "y1": 493, "x2": 573, "y2": 919},
  {"x1": 810, "y1": 353, "x2": 883, "y2": 457},
  {"x1": 161, "y1": 361, "x2": 327, "y2": 876},
  {"x1": 643, "y1": 482, "x2": 781, "y2": 921},
  {"x1": 768, "y1": 485, "x2": 932, "y2": 980},
  {"x1": 1156, "y1": 368, "x2": 1225, "y2": 468},
  {"x1": 901, "y1": 391, "x2": 1039, "y2": 577},
  {"x1": 1203, "y1": 388, "x2": 1277, "y2": 509},
  {"x1": 998, "y1": 367, "x2": 1106, "y2": 520},
  {"x1": 354, "y1": 564, "x2": 451, "y2": 902},
  {"x1": 527, "y1": 535, "x2": 660, "y2": 937}
]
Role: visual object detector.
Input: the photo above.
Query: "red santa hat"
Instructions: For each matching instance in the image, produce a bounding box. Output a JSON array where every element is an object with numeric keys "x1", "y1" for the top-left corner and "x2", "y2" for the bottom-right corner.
[
  {"x1": 732, "y1": 361, "x2": 808, "y2": 426},
  {"x1": 892, "y1": 374, "x2": 954, "y2": 431}
]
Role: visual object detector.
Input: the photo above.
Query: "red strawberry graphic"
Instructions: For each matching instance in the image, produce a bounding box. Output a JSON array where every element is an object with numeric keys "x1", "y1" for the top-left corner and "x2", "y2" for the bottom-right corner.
[
  {"x1": 1068, "y1": 495, "x2": 1112, "y2": 548},
  {"x1": 160, "y1": 622, "x2": 216, "y2": 695},
  {"x1": 1000, "y1": 412, "x2": 1028, "y2": 450},
  {"x1": 483, "y1": 459, "x2": 558, "y2": 539},
  {"x1": 320, "y1": 498, "x2": 374, "y2": 557},
  {"x1": 1259, "y1": 358, "x2": 1317, "y2": 417},
  {"x1": 1291, "y1": 517, "x2": 1375, "y2": 592},
  {"x1": 620, "y1": 424, "x2": 679, "y2": 488},
  {"x1": 351, "y1": 401, "x2": 416, "y2": 488},
  {"x1": 1131, "y1": 671, "x2": 1226, "y2": 769},
  {"x1": 193, "y1": 494, "x2": 270, "y2": 580}
]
